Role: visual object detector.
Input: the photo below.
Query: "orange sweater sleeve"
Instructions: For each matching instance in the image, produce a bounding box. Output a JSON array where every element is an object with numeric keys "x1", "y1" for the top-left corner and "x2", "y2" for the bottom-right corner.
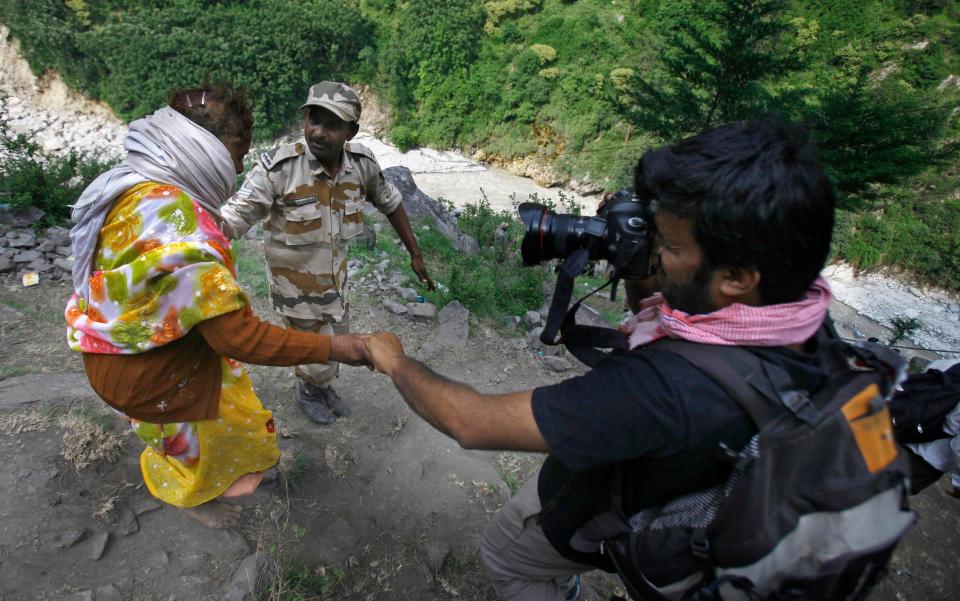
[{"x1": 196, "y1": 306, "x2": 331, "y2": 366}]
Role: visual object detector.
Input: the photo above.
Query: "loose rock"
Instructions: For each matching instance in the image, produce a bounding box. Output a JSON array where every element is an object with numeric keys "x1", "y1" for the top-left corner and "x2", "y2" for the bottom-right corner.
[
  {"x1": 541, "y1": 355, "x2": 572, "y2": 372},
  {"x1": 93, "y1": 584, "x2": 123, "y2": 601},
  {"x1": 129, "y1": 496, "x2": 162, "y2": 516},
  {"x1": 222, "y1": 551, "x2": 267, "y2": 601},
  {"x1": 419, "y1": 341, "x2": 441, "y2": 360},
  {"x1": 383, "y1": 299, "x2": 408, "y2": 315},
  {"x1": 408, "y1": 302, "x2": 437, "y2": 322},
  {"x1": 88, "y1": 531, "x2": 109, "y2": 561},
  {"x1": 51, "y1": 528, "x2": 86, "y2": 549},
  {"x1": 12, "y1": 249, "x2": 40, "y2": 263},
  {"x1": 437, "y1": 301, "x2": 470, "y2": 347},
  {"x1": 395, "y1": 286, "x2": 419, "y2": 302},
  {"x1": 527, "y1": 326, "x2": 544, "y2": 350}
]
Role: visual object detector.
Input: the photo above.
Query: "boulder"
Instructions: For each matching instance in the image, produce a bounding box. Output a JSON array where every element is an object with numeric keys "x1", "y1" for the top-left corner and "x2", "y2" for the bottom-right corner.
[
  {"x1": 44, "y1": 225, "x2": 71, "y2": 247},
  {"x1": 6, "y1": 230, "x2": 37, "y2": 248},
  {"x1": 383, "y1": 166, "x2": 479, "y2": 255},
  {"x1": 395, "y1": 286, "x2": 419, "y2": 302},
  {"x1": 437, "y1": 301, "x2": 470, "y2": 347},
  {"x1": 408, "y1": 302, "x2": 437, "y2": 322},
  {"x1": 383, "y1": 299, "x2": 408, "y2": 315},
  {"x1": 222, "y1": 551, "x2": 268, "y2": 601},
  {"x1": 541, "y1": 355, "x2": 572, "y2": 372},
  {"x1": 12, "y1": 249, "x2": 41, "y2": 263},
  {"x1": 0, "y1": 207, "x2": 44, "y2": 228}
]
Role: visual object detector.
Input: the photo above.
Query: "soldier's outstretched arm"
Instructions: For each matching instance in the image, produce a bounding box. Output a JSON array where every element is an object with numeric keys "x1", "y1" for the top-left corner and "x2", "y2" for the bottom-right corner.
[
  {"x1": 221, "y1": 162, "x2": 276, "y2": 240},
  {"x1": 386, "y1": 205, "x2": 435, "y2": 290}
]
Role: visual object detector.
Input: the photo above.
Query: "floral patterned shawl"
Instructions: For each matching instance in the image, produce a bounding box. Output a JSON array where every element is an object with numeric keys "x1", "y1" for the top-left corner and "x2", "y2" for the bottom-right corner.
[{"x1": 66, "y1": 182, "x2": 245, "y2": 354}]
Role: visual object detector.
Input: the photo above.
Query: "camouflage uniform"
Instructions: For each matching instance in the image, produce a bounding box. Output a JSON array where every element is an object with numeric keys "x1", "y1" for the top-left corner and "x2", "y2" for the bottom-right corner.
[{"x1": 221, "y1": 139, "x2": 402, "y2": 386}]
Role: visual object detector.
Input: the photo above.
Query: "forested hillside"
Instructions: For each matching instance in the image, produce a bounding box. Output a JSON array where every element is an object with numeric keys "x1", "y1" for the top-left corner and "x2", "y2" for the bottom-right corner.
[{"x1": 1, "y1": 0, "x2": 959, "y2": 288}]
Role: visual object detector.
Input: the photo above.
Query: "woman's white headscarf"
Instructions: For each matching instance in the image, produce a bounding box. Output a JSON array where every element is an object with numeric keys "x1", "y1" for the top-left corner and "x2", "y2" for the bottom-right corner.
[{"x1": 69, "y1": 106, "x2": 237, "y2": 300}]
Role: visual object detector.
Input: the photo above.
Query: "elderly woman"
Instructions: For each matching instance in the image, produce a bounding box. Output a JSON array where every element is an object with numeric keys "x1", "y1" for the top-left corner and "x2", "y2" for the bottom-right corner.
[{"x1": 65, "y1": 84, "x2": 370, "y2": 528}]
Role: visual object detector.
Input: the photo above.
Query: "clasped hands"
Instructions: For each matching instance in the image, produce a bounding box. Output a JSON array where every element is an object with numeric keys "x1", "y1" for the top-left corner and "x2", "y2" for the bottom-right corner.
[{"x1": 329, "y1": 332, "x2": 406, "y2": 374}]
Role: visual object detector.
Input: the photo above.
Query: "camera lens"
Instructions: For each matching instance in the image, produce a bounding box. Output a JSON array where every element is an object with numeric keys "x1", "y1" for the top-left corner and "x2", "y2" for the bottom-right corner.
[
  {"x1": 518, "y1": 202, "x2": 597, "y2": 264},
  {"x1": 518, "y1": 202, "x2": 550, "y2": 264}
]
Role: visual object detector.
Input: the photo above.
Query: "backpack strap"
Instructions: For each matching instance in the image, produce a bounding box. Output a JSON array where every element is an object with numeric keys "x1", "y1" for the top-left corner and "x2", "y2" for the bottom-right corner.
[{"x1": 652, "y1": 339, "x2": 781, "y2": 428}]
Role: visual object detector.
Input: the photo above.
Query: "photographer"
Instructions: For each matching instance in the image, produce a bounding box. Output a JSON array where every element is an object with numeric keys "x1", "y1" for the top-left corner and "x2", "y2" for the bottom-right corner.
[{"x1": 363, "y1": 118, "x2": 837, "y2": 600}]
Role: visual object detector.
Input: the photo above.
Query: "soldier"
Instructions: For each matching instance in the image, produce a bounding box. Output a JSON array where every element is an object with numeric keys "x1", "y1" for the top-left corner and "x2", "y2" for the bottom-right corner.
[{"x1": 221, "y1": 81, "x2": 432, "y2": 425}]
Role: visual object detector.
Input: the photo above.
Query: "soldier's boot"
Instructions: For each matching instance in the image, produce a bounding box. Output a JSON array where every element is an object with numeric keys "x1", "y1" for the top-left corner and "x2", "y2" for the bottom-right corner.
[
  {"x1": 294, "y1": 381, "x2": 336, "y2": 425},
  {"x1": 320, "y1": 386, "x2": 351, "y2": 418}
]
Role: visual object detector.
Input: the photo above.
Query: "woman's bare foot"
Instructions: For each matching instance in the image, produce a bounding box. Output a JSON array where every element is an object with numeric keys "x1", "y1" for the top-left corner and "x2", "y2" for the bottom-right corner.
[{"x1": 182, "y1": 499, "x2": 243, "y2": 528}]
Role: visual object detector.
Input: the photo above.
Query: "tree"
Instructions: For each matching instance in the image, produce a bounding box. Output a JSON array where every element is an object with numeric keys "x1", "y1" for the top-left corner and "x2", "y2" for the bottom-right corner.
[
  {"x1": 609, "y1": 0, "x2": 799, "y2": 141},
  {"x1": 804, "y1": 42, "x2": 956, "y2": 198}
]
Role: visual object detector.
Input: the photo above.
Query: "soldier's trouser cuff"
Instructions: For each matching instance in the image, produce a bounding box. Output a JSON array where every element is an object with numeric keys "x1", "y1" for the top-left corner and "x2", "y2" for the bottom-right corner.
[
  {"x1": 295, "y1": 366, "x2": 337, "y2": 389},
  {"x1": 283, "y1": 312, "x2": 350, "y2": 389}
]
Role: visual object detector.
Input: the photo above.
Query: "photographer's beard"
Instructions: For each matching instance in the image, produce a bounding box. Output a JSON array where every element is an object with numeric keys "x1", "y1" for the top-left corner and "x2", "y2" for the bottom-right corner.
[{"x1": 657, "y1": 258, "x2": 718, "y2": 316}]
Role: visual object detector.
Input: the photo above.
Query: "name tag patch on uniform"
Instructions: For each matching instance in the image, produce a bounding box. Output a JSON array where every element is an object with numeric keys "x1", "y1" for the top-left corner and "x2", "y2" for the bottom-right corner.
[
  {"x1": 284, "y1": 195, "x2": 317, "y2": 207},
  {"x1": 260, "y1": 152, "x2": 274, "y2": 169},
  {"x1": 236, "y1": 182, "x2": 254, "y2": 199}
]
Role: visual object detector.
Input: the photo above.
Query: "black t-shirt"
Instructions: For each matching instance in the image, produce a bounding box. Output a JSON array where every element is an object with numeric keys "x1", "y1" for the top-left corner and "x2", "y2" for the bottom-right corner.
[{"x1": 531, "y1": 344, "x2": 825, "y2": 571}]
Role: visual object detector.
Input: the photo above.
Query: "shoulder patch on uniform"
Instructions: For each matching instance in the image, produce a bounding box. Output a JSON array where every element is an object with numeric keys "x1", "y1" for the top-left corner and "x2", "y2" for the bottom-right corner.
[
  {"x1": 345, "y1": 141, "x2": 376, "y2": 161},
  {"x1": 260, "y1": 142, "x2": 303, "y2": 171}
]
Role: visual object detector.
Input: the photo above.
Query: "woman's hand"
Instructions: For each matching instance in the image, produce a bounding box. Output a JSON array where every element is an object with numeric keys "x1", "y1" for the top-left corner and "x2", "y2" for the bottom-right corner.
[{"x1": 329, "y1": 334, "x2": 373, "y2": 366}]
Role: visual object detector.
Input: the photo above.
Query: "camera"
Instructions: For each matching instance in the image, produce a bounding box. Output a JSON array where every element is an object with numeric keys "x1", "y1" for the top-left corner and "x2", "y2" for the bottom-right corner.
[{"x1": 518, "y1": 188, "x2": 656, "y2": 281}]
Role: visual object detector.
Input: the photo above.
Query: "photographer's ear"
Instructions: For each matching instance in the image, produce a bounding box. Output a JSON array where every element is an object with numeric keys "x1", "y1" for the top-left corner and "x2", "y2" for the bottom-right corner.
[{"x1": 717, "y1": 266, "x2": 762, "y2": 306}]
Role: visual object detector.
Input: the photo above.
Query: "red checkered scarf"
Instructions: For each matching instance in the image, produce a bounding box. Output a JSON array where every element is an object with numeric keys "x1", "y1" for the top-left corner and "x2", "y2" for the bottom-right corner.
[{"x1": 621, "y1": 276, "x2": 832, "y2": 349}]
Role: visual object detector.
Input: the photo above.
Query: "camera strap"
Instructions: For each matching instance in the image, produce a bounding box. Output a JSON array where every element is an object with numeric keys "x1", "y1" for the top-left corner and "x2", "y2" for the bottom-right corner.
[{"x1": 540, "y1": 248, "x2": 630, "y2": 367}]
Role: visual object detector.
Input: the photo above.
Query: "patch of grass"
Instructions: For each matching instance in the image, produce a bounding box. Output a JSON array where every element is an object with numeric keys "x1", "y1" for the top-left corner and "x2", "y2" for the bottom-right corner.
[
  {"x1": 496, "y1": 452, "x2": 543, "y2": 494},
  {"x1": 0, "y1": 409, "x2": 55, "y2": 434},
  {"x1": 277, "y1": 446, "x2": 312, "y2": 490},
  {"x1": 349, "y1": 195, "x2": 550, "y2": 320},
  {"x1": 497, "y1": 467, "x2": 520, "y2": 497},
  {"x1": 59, "y1": 407, "x2": 127, "y2": 472},
  {"x1": 234, "y1": 239, "x2": 270, "y2": 299},
  {"x1": 889, "y1": 316, "x2": 922, "y2": 346},
  {"x1": 323, "y1": 445, "x2": 352, "y2": 480},
  {"x1": 262, "y1": 562, "x2": 344, "y2": 601},
  {"x1": 435, "y1": 551, "x2": 490, "y2": 601},
  {"x1": 0, "y1": 365, "x2": 30, "y2": 380}
]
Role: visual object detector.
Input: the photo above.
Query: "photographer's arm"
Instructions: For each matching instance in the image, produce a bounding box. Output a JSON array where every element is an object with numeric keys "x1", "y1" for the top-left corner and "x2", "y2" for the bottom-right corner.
[{"x1": 364, "y1": 333, "x2": 549, "y2": 452}]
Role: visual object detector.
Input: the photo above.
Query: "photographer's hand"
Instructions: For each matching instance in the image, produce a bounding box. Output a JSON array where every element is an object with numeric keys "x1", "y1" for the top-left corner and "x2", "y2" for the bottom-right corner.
[{"x1": 362, "y1": 332, "x2": 406, "y2": 374}]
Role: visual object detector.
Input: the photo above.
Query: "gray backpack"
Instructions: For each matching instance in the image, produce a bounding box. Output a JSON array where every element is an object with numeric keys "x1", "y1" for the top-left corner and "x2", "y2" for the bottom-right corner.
[{"x1": 571, "y1": 336, "x2": 916, "y2": 601}]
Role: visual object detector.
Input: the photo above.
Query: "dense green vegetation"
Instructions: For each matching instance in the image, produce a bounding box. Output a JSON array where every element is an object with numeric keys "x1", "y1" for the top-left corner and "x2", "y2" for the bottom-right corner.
[
  {"x1": 1, "y1": 0, "x2": 959, "y2": 288},
  {"x1": 0, "y1": 0, "x2": 373, "y2": 139},
  {"x1": 350, "y1": 195, "x2": 552, "y2": 321}
]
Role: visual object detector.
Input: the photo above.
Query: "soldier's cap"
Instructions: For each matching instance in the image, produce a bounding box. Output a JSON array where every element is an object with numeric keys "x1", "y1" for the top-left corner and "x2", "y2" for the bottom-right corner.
[{"x1": 299, "y1": 81, "x2": 361, "y2": 123}]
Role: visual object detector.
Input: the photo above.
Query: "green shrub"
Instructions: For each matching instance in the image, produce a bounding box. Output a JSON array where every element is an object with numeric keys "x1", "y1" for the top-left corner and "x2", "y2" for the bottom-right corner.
[
  {"x1": 529, "y1": 43, "x2": 557, "y2": 64},
  {"x1": 388, "y1": 125, "x2": 419, "y2": 151}
]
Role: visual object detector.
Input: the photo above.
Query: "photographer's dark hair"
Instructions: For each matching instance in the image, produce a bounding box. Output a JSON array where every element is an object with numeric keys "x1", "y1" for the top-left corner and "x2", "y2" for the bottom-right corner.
[
  {"x1": 635, "y1": 117, "x2": 835, "y2": 305},
  {"x1": 169, "y1": 81, "x2": 254, "y2": 142}
]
